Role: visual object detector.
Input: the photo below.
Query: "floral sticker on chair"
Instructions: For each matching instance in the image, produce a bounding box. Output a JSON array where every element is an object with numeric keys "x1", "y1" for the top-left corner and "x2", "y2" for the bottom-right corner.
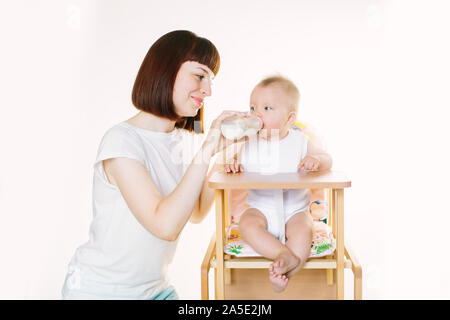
[
  {"x1": 225, "y1": 221, "x2": 336, "y2": 258},
  {"x1": 228, "y1": 244, "x2": 243, "y2": 255}
]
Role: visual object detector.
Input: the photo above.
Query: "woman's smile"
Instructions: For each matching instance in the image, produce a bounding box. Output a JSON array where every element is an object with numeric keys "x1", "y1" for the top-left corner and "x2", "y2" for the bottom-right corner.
[{"x1": 191, "y1": 96, "x2": 203, "y2": 107}]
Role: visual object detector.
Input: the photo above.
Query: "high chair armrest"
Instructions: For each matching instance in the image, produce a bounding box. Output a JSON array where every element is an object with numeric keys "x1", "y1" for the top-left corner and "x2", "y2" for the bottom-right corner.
[
  {"x1": 201, "y1": 233, "x2": 217, "y2": 300},
  {"x1": 344, "y1": 241, "x2": 362, "y2": 278},
  {"x1": 202, "y1": 233, "x2": 216, "y2": 274}
]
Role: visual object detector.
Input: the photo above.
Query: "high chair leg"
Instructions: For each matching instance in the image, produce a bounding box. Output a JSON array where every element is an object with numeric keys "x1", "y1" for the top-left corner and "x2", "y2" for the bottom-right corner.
[
  {"x1": 224, "y1": 190, "x2": 232, "y2": 286},
  {"x1": 326, "y1": 189, "x2": 334, "y2": 286},
  {"x1": 215, "y1": 189, "x2": 226, "y2": 300},
  {"x1": 326, "y1": 255, "x2": 334, "y2": 285},
  {"x1": 335, "y1": 189, "x2": 345, "y2": 300},
  {"x1": 225, "y1": 268, "x2": 231, "y2": 285},
  {"x1": 214, "y1": 268, "x2": 218, "y2": 299}
]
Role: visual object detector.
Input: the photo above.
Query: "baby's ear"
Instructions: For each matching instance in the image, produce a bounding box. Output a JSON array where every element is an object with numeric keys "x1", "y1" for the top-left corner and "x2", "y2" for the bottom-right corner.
[{"x1": 287, "y1": 111, "x2": 297, "y2": 126}]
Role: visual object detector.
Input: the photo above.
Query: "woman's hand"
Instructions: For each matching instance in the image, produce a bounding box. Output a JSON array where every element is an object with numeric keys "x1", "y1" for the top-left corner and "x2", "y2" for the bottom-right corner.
[{"x1": 202, "y1": 110, "x2": 248, "y2": 157}]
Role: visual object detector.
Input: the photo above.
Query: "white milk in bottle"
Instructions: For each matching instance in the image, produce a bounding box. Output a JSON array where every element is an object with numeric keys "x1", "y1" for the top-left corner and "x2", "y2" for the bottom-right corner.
[{"x1": 221, "y1": 113, "x2": 263, "y2": 140}]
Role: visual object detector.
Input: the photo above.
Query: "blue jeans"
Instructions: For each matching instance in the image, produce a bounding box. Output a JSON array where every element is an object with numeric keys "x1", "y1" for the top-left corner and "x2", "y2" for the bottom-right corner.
[{"x1": 151, "y1": 286, "x2": 179, "y2": 300}]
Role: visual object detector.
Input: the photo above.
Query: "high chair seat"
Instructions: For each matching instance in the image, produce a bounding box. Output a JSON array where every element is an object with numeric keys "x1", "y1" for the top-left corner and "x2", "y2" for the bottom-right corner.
[{"x1": 224, "y1": 220, "x2": 336, "y2": 258}]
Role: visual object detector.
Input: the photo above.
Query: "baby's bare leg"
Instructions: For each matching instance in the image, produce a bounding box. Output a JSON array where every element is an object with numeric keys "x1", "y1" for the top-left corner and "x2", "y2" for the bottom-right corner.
[
  {"x1": 284, "y1": 211, "x2": 314, "y2": 278},
  {"x1": 239, "y1": 208, "x2": 286, "y2": 259},
  {"x1": 239, "y1": 208, "x2": 299, "y2": 292}
]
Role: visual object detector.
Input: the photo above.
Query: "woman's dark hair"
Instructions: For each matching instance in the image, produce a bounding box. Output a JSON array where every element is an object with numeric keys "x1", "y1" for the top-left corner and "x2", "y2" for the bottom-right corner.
[{"x1": 131, "y1": 30, "x2": 220, "y2": 133}]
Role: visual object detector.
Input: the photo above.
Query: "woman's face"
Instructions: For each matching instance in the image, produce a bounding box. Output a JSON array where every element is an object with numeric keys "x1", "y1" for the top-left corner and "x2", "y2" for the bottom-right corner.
[{"x1": 172, "y1": 61, "x2": 214, "y2": 117}]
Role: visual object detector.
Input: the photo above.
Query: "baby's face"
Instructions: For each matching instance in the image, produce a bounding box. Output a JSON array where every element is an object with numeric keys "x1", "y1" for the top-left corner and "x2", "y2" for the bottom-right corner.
[{"x1": 249, "y1": 83, "x2": 294, "y2": 138}]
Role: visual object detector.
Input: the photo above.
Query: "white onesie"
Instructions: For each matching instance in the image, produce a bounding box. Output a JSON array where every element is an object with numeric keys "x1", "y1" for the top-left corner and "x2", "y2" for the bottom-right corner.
[{"x1": 240, "y1": 128, "x2": 311, "y2": 243}]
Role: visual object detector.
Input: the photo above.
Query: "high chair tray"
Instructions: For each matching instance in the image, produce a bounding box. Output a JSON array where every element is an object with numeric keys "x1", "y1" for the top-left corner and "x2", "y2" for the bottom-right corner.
[{"x1": 208, "y1": 171, "x2": 351, "y2": 189}]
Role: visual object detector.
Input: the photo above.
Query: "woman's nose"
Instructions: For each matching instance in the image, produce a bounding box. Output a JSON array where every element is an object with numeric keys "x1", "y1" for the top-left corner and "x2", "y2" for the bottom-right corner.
[{"x1": 200, "y1": 81, "x2": 212, "y2": 96}]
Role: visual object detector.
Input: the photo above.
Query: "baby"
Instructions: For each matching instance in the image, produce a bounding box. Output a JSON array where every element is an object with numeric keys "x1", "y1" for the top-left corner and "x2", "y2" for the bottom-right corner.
[{"x1": 224, "y1": 75, "x2": 333, "y2": 292}]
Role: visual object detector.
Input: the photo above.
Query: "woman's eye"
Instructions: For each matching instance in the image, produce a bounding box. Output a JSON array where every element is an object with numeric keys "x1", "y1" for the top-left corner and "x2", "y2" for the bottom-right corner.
[
  {"x1": 250, "y1": 106, "x2": 255, "y2": 111},
  {"x1": 264, "y1": 106, "x2": 272, "y2": 110}
]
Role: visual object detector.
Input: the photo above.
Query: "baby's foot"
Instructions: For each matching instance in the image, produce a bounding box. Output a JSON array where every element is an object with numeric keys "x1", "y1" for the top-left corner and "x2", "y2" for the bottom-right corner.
[
  {"x1": 271, "y1": 251, "x2": 300, "y2": 276},
  {"x1": 269, "y1": 268, "x2": 288, "y2": 293},
  {"x1": 285, "y1": 257, "x2": 304, "y2": 279}
]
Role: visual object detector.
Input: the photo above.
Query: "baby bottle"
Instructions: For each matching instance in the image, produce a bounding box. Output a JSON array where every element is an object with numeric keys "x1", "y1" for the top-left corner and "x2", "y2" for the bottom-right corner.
[{"x1": 221, "y1": 112, "x2": 263, "y2": 140}]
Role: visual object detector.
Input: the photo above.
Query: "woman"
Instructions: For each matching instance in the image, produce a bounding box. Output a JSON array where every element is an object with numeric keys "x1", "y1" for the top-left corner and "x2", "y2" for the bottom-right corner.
[{"x1": 62, "y1": 30, "x2": 244, "y2": 299}]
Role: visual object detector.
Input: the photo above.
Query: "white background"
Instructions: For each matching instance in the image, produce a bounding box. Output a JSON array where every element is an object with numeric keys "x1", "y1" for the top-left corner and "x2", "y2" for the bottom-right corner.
[{"x1": 1, "y1": 0, "x2": 449, "y2": 299}]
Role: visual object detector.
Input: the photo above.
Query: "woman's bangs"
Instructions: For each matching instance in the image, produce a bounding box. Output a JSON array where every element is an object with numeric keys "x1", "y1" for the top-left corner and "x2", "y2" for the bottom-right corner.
[{"x1": 187, "y1": 38, "x2": 220, "y2": 76}]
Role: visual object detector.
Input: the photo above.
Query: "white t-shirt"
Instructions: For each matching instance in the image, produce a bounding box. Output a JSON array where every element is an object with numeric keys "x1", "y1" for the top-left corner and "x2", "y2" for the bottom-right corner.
[{"x1": 62, "y1": 121, "x2": 199, "y2": 299}]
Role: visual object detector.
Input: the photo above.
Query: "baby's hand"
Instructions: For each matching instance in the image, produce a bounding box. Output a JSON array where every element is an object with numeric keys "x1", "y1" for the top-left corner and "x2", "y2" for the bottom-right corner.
[
  {"x1": 298, "y1": 155, "x2": 320, "y2": 171},
  {"x1": 224, "y1": 159, "x2": 244, "y2": 174}
]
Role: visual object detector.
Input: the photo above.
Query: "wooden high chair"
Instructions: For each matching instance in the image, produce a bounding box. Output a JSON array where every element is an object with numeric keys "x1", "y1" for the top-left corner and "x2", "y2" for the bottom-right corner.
[{"x1": 201, "y1": 170, "x2": 362, "y2": 300}]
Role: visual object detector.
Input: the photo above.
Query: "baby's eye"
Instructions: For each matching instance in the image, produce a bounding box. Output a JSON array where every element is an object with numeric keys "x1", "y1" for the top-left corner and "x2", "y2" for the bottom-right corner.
[
  {"x1": 264, "y1": 106, "x2": 272, "y2": 111},
  {"x1": 196, "y1": 74, "x2": 205, "y2": 80}
]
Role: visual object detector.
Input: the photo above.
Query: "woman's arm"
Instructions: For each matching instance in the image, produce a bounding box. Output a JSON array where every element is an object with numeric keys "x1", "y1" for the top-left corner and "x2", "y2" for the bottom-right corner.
[
  {"x1": 190, "y1": 133, "x2": 247, "y2": 223},
  {"x1": 105, "y1": 144, "x2": 214, "y2": 241},
  {"x1": 105, "y1": 111, "x2": 246, "y2": 241},
  {"x1": 189, "y1": 130, "x2": 248, "y2": 223},
  {"x1": 189, "y1": 161, "x2": 222, "y2": 223}
]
